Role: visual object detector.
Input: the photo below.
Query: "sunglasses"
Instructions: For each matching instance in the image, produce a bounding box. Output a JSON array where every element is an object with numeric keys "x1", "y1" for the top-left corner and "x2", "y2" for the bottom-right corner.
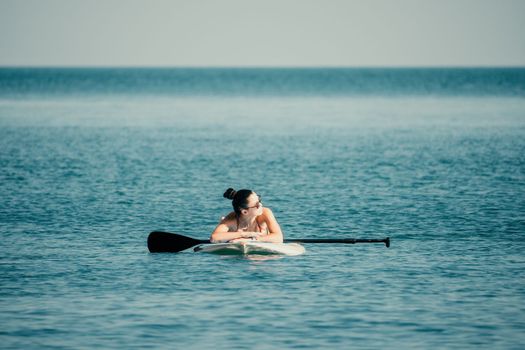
[{"x1": 244, "y1": 196, "x2": 262, "y2": 210}]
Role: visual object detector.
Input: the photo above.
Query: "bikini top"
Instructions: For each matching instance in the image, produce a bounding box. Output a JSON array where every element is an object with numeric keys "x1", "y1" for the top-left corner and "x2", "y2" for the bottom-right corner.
[
  {"x1": 235, "y1": 217, "x2": 266, "y2": 233},
  {"x1": 221, "y1": 215, "x2": 268, "y2": 234}
]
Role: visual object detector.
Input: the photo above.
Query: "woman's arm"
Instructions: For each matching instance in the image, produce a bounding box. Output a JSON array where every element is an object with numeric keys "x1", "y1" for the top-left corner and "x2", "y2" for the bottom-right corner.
[
  {"x1": 210, "y1": 222, "x2": 260, "y2": 243},
  {"x1": 255, "y1": 208, "x2": 284, "y2": 243}
]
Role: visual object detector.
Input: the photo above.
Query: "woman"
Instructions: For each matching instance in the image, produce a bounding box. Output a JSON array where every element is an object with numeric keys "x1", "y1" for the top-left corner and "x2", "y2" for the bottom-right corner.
[{"x1": 210, "y1": 188, "x2": 284, "y2": 243}]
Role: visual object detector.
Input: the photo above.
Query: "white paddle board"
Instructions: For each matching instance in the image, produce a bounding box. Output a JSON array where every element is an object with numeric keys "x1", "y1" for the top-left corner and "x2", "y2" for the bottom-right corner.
[{"x1": 194, "y1": 241, "x2": 305, "y2": 256}]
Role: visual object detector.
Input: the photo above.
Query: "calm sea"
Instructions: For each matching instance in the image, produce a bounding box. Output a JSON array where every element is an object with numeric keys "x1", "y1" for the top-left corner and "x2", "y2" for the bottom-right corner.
[{"x1": 1, "y1": 68, "x2": 524, "y2": 349}]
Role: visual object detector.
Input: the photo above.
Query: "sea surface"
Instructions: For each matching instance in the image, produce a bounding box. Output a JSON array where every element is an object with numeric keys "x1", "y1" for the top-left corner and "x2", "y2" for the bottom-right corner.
[{"x1": 1, "y1": 68, "x2": 524, "y2": 349}]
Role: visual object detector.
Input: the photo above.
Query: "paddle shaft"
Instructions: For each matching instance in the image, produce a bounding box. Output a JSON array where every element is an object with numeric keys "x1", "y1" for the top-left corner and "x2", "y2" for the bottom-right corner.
[{"x1": 285, "y1": 237, "x2": 390, "y2": 248}]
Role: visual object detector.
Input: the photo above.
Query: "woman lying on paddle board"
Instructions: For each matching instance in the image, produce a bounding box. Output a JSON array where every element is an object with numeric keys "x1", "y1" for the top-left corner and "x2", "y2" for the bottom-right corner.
[{"x1": 210, "y1": 188, "x2": 284, "y2": 243}]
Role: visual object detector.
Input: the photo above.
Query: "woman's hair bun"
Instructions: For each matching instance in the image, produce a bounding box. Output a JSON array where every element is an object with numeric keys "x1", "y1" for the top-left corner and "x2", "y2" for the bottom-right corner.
[{"x1": 223, "y1": 188, "x2": 237, "y2": 200}]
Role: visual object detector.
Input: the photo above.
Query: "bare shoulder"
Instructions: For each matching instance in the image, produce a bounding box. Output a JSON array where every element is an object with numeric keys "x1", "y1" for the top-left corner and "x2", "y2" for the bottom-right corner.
[
  {"x1": 257, "y1": 207, "x2": 282, "y2": 234},
  {"x1": 262, "y1": 207, "x2": 274, "y2": 216},
  {"x1": 259, "y1": 207, "x2": 275, "y2": 221}
]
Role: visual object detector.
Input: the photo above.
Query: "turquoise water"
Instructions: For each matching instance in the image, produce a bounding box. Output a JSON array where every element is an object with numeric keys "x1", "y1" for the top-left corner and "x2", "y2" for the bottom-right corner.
[{"x1": 1, "y1": 69, "x2": 525, "y2": 349}]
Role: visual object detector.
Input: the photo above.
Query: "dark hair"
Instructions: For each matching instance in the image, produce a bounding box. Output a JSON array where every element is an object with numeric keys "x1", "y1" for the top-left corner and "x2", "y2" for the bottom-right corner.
[{"x1": 223, "y1": 188, "x2": 254, "y2": 216}]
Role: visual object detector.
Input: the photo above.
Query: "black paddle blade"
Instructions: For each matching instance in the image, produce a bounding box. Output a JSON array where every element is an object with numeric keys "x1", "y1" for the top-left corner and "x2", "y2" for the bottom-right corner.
[{"x1": 147, "y1": 231, "x2": 208, "y2": 253}]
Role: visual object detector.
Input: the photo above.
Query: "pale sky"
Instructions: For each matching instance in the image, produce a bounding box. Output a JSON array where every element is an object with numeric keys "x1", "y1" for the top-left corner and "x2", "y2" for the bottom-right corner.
[{"x1": 1, "y1": 0, "x2": 524, "y2": 67}]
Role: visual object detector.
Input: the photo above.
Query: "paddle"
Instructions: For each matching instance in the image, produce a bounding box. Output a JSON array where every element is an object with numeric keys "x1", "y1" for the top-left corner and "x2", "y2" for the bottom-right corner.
[{"x1": 147, "y1": 231, "x2": 390, "y2": 253}]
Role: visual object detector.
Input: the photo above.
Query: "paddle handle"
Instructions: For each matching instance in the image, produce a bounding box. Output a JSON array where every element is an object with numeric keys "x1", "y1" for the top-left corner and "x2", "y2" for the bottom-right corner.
[{"x1": 285, "y1": 237, "x2": 390, "y2": 248}]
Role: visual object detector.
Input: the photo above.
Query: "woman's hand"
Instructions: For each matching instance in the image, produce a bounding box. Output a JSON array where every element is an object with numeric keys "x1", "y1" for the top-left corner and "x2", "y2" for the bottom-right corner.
[
  {"x1": 237, "y1": 231, "x2": 258, "y2": 239},
  {"x1": 226, "y1": 232, "x2": 259, "y2": 243},
  {"x1": 229, "y1": 238, "x2": 251, "y2": 243}
]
